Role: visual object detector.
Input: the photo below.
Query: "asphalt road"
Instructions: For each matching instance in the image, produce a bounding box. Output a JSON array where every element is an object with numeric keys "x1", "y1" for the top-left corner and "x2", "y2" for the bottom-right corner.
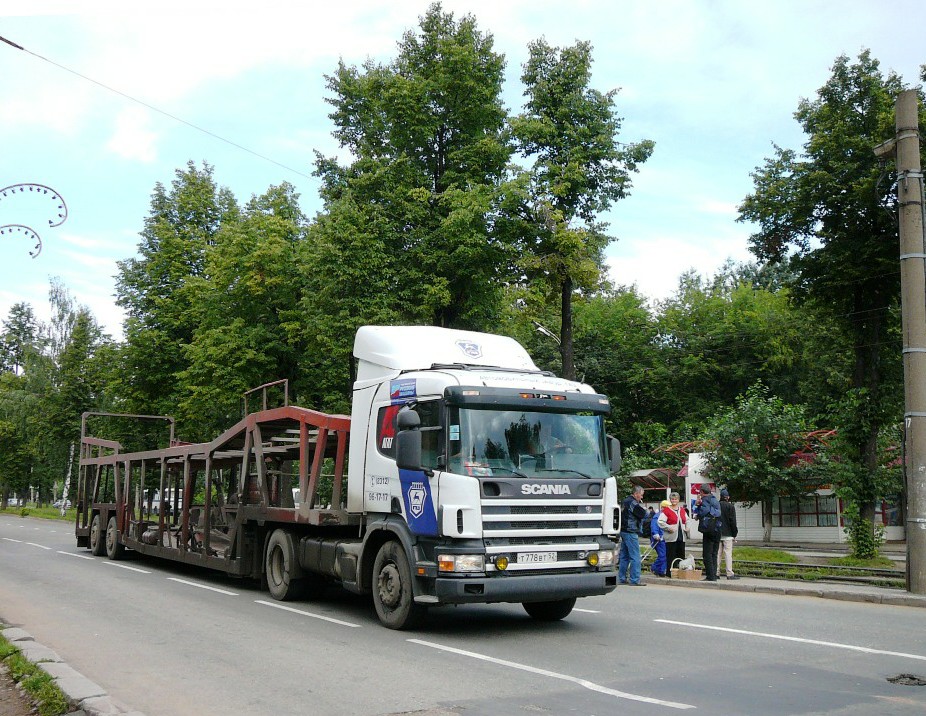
[{"x1": 2, "y1": 514, "x2": 925, "y2": 716}]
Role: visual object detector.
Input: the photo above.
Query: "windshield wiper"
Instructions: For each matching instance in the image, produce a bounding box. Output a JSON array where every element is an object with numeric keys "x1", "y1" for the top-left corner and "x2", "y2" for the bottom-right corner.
[
  {"x1": 537, "y1": 468, "x2": 593, "y2": 479},
  {"x1": 490, "y1": 466, "x2": 531, "y2": 478}
]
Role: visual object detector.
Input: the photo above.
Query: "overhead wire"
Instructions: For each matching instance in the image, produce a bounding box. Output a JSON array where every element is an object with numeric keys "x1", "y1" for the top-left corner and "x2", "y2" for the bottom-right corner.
[{"x1": 0, "y1": 33, "x2": 315, "y2": 181}]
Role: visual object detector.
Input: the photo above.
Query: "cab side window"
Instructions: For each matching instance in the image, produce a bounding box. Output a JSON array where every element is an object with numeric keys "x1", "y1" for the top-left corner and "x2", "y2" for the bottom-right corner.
[{"x1": 376, "y1": 400, "x2": 441, "y2": 469}]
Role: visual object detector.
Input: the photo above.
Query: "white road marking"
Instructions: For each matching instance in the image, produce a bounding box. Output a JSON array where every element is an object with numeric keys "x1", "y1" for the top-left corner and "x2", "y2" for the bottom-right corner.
[
  {"x1": 26, "y1": 542, "x2": 51, "y2": 550},
  {"x1": 573, "y1": 608, "x2": 600, "y2": 613},
  {"x1": 254, "y1": 600, "x2": 362, "y2": 628},
  {"x1": 103, "y1": 561, "x2": 151, "y2": 574},
  {"x1": 58, "y1": 551, "x2": 94, "y2": 560},
  {"x1": 2, "y1": 538, "x2": 23, "y2": 543},
  {"x1": 655, "y1": 619, "x2": 926, "y2": 662},
  {"x1": 167, "y1": 577, "x2": 239, "y2": 596},
  {"x1": 408, "y1": 639, "x2": 696, "y2": 710}
]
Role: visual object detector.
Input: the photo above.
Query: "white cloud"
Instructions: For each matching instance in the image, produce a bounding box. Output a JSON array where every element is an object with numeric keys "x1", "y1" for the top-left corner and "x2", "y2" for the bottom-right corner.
[{"x1": 106, "y1": 106, "x2": 158, "y2": 162}]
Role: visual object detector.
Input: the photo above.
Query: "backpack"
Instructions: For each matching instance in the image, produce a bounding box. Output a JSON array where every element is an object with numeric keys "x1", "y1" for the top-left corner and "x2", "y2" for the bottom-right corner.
[{"x1": 697, "y1": 502, "x2": 722, "y2": 535}]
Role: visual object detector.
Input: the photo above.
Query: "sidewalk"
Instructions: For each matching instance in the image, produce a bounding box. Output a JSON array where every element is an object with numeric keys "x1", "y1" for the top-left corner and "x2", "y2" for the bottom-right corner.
[{"x1": 643, "y1": 573, "x2": 926, "y2": 608}]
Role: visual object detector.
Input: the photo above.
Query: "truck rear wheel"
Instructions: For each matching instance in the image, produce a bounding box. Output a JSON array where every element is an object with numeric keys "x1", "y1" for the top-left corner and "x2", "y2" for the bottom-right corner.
[
  {"x1": 89, "y1": 514, "x2": 105, "y2": 556},
  {"x1": 522, "y1": 598, "x2": 576, "y2": 621},
  {"x1": 105, "y1": 515, "x2": 125, "y2": 560},
  {"x1": 266, "y1": 529, "x2": 305, "y2": 601},
  {"x1": 372, "y1": 541, "x2": 425, "y2": 630}
]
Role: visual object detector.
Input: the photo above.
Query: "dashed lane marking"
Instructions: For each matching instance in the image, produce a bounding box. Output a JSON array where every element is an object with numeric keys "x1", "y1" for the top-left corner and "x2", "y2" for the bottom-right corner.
[
  {"x1": 103, "y1": 561, "x2": 152, "y2": 574},
  {"x1": 2, "y1": 537, "x2": 23, "y2": 543},
  {"x1": 655, "y1": 619, "x2": 926, "y2": 662},
  {"x1": 573, "y1": 608, "x2": 600, "y2": 613},
  {"x1": 166, "y1": 577, "x2": 239, "y2": 596},
  {"x1": 255, "y1": 600, "x2": 363, "y2": 628},
  {"x1": 25, "y1": 542, "x2": 51, "y2": 550},
  {"x1": 58, "y1": 551, "x2": 94, "y2": 560},
  {"x1": 408, "y1": 639, "x2": 696, "y2": 710}
]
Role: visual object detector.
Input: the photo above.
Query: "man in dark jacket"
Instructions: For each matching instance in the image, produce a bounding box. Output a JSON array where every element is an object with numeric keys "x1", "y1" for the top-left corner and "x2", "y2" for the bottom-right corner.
[
  {"x1": 618, "y1": 485, "x2": 647, "y2": 586},
  {"x1": 694, "y1": 484, "x2": 722, "y2": 581},
  {"x1": 718, "y1": 488, "x2": 739, "y2": 579}
]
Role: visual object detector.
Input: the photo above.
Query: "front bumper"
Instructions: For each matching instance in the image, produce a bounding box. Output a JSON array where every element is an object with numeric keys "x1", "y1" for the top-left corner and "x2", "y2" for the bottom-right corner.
[{"x1": 433, "y1": 570, "x2": 618, "y2": 604}]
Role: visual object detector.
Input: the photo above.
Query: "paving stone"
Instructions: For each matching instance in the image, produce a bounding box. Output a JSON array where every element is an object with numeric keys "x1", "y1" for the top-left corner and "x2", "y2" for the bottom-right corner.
[
  {"x1": 15, "y1": 642, "x2": 61, "y2": 663},
  {"x1": 0, "y1": 628, "x2": 33, "y2": 642}
]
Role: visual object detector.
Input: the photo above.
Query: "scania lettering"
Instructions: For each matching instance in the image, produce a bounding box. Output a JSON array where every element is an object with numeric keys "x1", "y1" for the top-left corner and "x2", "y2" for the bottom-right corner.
[{"x1": 75, "y1": 326, "x2": 622, "y2": 629}]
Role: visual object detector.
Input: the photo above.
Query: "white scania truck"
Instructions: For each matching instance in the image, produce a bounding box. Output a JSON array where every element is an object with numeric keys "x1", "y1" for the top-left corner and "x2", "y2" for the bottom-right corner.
[{"x1": 76, "y1": 326, "x2": 622, "y2": 629}]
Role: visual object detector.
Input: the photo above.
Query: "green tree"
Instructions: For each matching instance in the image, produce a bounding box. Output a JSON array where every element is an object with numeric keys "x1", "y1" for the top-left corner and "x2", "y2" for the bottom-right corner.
[
  {"x1": 706, "y1": 384, "x2": 814, "y2": 542},
  {"x1": 654, "y1": 266, "x2": 806, "y2": 429},
  {"x1": 116, "y1": 161, "x2": 240, "y2": 418},
  {"x1": 0, "y1": 302, "x2": 40, "y2": 375},
  {"x1": 738, "y1": 51, "x2": 918, "y2": 534},
  {"x1": 178, "y1": 183, "x2": 307, "y2": 438},
  {"x1": 314, "y1": 1, "x2": 513, "y2": 341},
  {"x1": 511, "y1": 39, "x2": 653, "y2": 379}
]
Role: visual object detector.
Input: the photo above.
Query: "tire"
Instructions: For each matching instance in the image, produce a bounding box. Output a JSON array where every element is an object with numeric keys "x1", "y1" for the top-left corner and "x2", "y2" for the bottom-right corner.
[
  {"x1": 89, "y1": 514, "x2": 106, "y2": 556},
  {"x1": 372, "y1": 541, "x2": 425, "y2": 630},
  {"x1": 522, "y1": 598, "x2": 576, "y2": 622},
  {"x1": 105, "y1": 515, "x2": 125, "y2": 560},
  {"x1": 265, "y1": 529, "x2": 306, "y2": 601}
]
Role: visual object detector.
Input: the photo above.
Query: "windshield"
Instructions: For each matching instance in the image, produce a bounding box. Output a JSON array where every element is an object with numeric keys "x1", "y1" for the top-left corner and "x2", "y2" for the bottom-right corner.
[{"x1": 447, "y1": 407, "x2": 609, "y2": 479}]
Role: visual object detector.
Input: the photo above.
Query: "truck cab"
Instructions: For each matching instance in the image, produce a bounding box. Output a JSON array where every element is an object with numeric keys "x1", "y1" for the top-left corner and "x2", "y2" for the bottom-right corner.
[{"x1": 347, "y1": 326, "x2": 621, "y2": 627}]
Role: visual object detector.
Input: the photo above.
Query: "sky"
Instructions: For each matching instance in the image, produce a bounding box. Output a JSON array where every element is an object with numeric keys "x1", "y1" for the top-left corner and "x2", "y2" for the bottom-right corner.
[{"x1": 1, "y1": 0, "x2": 924, "y2": 339}]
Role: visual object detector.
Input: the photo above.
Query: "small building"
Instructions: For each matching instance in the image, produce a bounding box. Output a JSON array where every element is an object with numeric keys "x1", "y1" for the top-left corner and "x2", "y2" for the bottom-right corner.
[{"x1": 682, "y1": 452, "x2": 905, "y2": 544}]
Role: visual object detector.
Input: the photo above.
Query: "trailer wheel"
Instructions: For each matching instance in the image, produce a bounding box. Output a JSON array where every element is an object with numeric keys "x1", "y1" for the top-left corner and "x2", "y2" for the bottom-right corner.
[
  {"x1": 105, "y1": 516, "x2": 125, "y2": 560},
  {"x1": 89, "y1": 514, "x2": 106, "y2": 556},
  {"x1": 265, "y1": 529, "x2": 305, "y2": 601},
  {"x1": 522, "y1": 598, "x2": 576, "y2": 622},
  {"x1": 372, "y1": 541, "x2": 425, "y2": 630}
]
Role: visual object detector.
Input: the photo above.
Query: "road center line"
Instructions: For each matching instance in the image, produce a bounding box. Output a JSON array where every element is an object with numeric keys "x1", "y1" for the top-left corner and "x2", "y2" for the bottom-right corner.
[
  {"x1": 573, "y1": 608, "x2": 600, "y2": 613},
  {"x1": 58, "y1": 551, "x2": 94, "y2": 560},
  {"x1": 167, "y1": 577, "x2": 239, "y2": 596},
  {"x1": 2, "y1": 538, "x2": 23, "y2": 543},
  {"x1": 408, "y1": 639, "x2": 696, "y2": 710},
  {"x1": 103, "y1": 561, "x2": 151, "y2": 574},
  {"x1": 254, "y1": 600, "x2": 362, "y2": 628},
  {"x1": 655, "y1": 619, "x2": 926, "y2": 662},
  {"x1": 25, "y1": 542, "x2": 51, "y2": 550}
]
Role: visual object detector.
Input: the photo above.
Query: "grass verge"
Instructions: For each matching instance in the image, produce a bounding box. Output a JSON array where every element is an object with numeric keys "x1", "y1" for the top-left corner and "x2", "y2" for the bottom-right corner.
[
  {"x1": 0, "y1": 506, "x2": 75, "y2": 522},
  {"x1": 0, "y1": 631, "x2": 69, "y2": 716}
]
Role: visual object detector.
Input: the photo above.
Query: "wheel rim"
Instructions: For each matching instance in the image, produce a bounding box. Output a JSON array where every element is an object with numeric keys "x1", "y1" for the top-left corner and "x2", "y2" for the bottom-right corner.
[
  {"x1": 377, "y1": 563, "x2": 402, "y2": 609},
  {"x1": 90, "y1": 517, "x2": 100, "y2": 547},
  {"x1": 106, "y1": 521, "x2": 115, "y2": 552}
]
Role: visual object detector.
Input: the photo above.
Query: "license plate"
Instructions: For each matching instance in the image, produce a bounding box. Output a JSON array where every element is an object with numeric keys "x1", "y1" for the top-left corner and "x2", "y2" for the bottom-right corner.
[{"x1": 517, "y1": 551, "x2": 557, "y2": 564}]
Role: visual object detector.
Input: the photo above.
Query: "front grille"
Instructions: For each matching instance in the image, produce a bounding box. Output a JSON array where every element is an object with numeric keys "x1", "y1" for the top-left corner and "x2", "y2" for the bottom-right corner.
[{"x1": 480, "y1": 496, "x2": 607, "y2": 571}]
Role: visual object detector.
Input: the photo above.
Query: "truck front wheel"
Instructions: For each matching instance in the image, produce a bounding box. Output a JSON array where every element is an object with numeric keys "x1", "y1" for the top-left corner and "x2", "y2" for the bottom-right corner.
[
  {"x1": 89, "y1": 514, "x2": 105, "y2": 556},
  {"x1": 105, "y1": 515, "x2": 125, "y2": 560},
  {"x1": 522, "y1": 598, "x2": 576, "y2": 621},
  {"x1": 266, "y1": 529, "x2": 305, "y2": 601},
  {"x1": 372, "y1": 541, "x2": 425, "y2": 630}
]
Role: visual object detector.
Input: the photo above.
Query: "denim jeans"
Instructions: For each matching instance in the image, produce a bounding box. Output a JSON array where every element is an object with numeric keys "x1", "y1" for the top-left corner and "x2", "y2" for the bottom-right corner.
[{"x1": 618, "y1": 532, "x2": 642, "y2": 584}]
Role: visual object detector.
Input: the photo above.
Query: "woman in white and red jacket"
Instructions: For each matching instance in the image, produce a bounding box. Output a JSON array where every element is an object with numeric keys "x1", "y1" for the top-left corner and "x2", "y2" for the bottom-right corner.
[{"x1": 658, "y1": 491, "x2": 689, "y2": 577}]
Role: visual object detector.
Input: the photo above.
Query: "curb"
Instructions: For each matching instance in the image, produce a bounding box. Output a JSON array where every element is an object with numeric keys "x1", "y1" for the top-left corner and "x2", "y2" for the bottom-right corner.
[
  {"x1": 1, "y1": 625, "x2": 145, "y2": 716},
  {"x1": 644, "y1": 576, "x2": 926, "y2": 608}
]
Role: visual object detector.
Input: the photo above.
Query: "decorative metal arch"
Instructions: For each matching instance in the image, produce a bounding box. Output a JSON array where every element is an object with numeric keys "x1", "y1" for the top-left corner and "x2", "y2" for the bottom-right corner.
[{"x1": 0, "y1": 183, "x2": 68, "y2": 258}]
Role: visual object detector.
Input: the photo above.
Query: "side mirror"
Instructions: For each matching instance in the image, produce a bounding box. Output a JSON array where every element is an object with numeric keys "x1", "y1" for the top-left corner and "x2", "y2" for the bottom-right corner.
[
  {"x1": 396, "y1": 408, "x2": 423, "y2": 470},
  {"x1": 608, "y1": 436, "x2": 622, "y2": 474}
]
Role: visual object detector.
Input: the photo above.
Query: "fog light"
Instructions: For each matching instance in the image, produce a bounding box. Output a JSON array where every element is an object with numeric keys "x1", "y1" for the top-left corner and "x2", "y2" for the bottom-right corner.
[
  {"x1": 587, "y1": 552, "x2": 600, "y2": 567},
  {"x1": 438, "y1": 554, "x2": 485, "y2": 572},
  {"x1": 495, "y1": 556, "x2": 509, "y2": 571}
]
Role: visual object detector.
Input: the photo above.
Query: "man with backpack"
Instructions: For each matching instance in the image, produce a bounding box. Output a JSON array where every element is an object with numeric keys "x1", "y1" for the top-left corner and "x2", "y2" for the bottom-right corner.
[
  {"x1": 618, "y1": 485, "x2": 648, "y2": 586},
  {"x1": 694, "y1": 483, "x2": 722, "y2": 581}
]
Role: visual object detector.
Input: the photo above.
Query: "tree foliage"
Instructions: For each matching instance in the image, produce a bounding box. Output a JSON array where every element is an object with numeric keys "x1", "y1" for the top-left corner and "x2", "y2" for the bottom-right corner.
[
  {"x1": 706, "y1": 384, "x2": 814, "y2": 542},
  {"x1": 738, "y1": 51, "x2": 918, "y2": 528},
  {"x1": 511, "y1": 39, "x2": 653, "y2": 379}
]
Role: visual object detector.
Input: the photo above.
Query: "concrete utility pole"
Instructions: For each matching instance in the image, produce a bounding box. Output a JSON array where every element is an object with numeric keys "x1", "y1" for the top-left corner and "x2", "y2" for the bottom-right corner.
[{"x1": 893, "y1": 90, "x2": 926, "y2": 594}]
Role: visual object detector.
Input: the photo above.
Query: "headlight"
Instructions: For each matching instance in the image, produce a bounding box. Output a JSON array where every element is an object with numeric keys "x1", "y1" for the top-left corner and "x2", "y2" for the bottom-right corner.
[
  {"x1": 595, "y1": 549, "x2": 615, "y2": 567},
  {"x1": 438, "y1": 554, "x2": 485, "y2": 572}
]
